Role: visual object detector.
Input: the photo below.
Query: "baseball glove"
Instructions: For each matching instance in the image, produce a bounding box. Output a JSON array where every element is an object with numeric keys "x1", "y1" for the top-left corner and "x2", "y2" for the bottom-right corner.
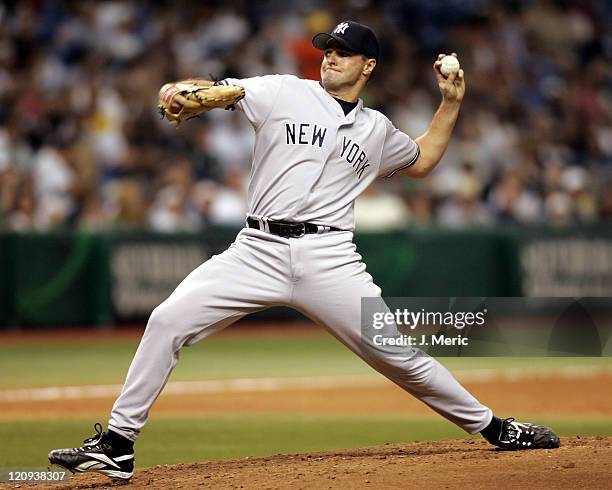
[{"x1": 158, "y1": 80, "x2": 246, "y2": 126}]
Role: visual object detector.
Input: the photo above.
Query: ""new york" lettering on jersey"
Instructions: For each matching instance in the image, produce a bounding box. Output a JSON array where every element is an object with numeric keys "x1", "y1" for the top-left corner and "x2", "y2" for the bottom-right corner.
[
  {"x1": 286, "y1": 123, "x2": 328, "y2": 147},
  {"x1": 340, "y1": 136, "x2": 370, "y2": 179}
]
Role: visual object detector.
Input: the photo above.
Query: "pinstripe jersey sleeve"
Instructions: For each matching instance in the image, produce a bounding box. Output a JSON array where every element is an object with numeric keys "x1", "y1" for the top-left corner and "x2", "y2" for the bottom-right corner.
[{"x1": 378, "y1": 115, "x2": 420, "y2": 178}]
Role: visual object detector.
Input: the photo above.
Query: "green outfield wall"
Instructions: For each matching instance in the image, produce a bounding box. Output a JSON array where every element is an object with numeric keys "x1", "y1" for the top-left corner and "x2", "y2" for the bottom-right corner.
[{"x1": 1, "y1": 226, "x2": 611, "y2": 327}]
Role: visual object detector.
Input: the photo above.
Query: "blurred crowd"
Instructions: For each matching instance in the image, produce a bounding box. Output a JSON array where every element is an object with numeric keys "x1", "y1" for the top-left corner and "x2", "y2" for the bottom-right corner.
[{"x1": 0, "y1": 0, "x2": 611, "y2": 232}]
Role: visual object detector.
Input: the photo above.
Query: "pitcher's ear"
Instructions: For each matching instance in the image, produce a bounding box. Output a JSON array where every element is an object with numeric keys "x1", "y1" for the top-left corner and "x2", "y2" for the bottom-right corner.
[{"x1": 363, "y1": 58, "x2": 377, "y2": 76}]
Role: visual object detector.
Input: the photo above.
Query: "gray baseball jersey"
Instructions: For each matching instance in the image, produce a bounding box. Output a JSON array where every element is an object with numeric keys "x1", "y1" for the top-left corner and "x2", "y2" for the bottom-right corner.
[
  {"x1": 109, "y1": 74, "x2": 491, "y2": 441},
  {"x1": 220, "y1": 75, "x2": 420, "y2": 230}
]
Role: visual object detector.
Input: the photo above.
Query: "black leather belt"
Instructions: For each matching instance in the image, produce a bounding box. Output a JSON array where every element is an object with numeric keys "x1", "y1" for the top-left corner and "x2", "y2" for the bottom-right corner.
[{"x1": 246, "y1": 217, "x2": 342, "y2": 238}]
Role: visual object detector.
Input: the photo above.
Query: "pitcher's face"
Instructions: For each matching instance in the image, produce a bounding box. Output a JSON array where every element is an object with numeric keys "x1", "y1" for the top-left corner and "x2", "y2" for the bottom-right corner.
[{"x1": 320, "y1": 48, "x2": 373, "y2": 92}]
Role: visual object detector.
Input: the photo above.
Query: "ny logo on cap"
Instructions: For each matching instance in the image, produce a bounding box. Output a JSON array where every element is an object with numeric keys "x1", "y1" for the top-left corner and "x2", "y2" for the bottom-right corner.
[{"x1": 333, "y1": 22, "x2": 349, "y2": 35}]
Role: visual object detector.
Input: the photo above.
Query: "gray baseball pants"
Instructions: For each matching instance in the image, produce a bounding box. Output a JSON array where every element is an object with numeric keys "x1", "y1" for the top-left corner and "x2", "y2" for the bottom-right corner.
[{"x1": 109, "y1": 228, "x2": 492, "y2": 441}]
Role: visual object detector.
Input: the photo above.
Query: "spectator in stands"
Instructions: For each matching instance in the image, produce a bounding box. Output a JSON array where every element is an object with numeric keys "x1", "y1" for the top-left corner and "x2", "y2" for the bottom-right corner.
[{"x1": 0, "y1": 1, "x2": 610, "y2": 232}]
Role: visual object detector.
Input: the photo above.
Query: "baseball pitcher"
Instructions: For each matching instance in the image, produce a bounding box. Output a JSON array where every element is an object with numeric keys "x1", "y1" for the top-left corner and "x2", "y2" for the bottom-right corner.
[{"x1": 48, "y1": 20, "x2": 559, "y2": 480}]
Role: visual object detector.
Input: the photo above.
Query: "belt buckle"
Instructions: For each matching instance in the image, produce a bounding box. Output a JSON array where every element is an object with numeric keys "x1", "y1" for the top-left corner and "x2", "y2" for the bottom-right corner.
[
  {"x1": 293, "y1": 223, "x2": 306, "y2": 238},
  {"x1": 277, "y1": 222, "x2": 306, "y2": 238}
]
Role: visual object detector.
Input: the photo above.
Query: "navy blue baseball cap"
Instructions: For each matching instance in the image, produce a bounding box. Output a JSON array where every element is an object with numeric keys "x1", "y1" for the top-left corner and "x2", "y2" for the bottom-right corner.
[{"x1": 312, "y1": 20, "x2": 380, "y2": 61}]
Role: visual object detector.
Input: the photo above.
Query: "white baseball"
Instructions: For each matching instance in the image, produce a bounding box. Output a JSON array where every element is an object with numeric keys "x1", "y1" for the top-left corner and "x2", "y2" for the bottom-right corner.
[{"x1": 440, "y1": 55, "x2": 460, "y2": 76}]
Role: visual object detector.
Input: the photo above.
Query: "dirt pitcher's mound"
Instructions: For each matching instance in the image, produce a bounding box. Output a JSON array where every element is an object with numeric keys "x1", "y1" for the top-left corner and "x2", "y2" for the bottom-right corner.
[{"x1": 33, "y1": 437, "x2": 612, "y2": 489}]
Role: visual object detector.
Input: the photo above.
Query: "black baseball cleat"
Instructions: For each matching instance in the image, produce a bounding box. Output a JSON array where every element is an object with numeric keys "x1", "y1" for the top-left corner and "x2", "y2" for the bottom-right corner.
[
  {"x1": 48, "y1": 423, "x2": 134, "y2": 480},
  {"x1": 485, "y1": 417, "x2": 560, "y2": 450}
]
